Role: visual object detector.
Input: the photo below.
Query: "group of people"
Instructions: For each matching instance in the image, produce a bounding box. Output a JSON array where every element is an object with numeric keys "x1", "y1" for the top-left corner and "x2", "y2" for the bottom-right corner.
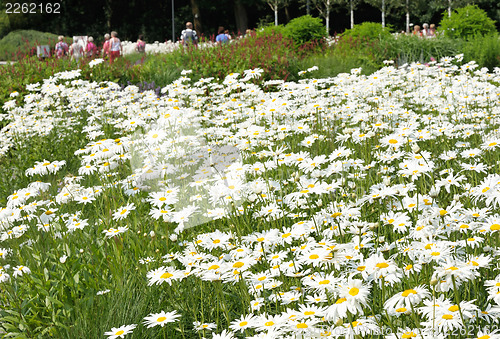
[
  {"x1": 181, "y1": 22, "x2": 254, "y2": 47},
  {"x1": 412, "y1": 23, "x2": 437, "y2": 38},
  {"x1": 54, "y1": 31, "x2": 126, "y2": 64}
]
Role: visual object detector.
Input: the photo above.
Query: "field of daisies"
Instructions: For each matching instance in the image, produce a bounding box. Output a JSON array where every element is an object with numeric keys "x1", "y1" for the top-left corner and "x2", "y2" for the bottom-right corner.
[{"x1": 1, "y1": 55, "x2": 500, "y2": 339}]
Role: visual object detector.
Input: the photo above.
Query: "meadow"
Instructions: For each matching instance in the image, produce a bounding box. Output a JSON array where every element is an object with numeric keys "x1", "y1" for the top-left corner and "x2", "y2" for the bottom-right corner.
[{"x1": 0, "y1": 49, "x2": 500, "y2": 339}]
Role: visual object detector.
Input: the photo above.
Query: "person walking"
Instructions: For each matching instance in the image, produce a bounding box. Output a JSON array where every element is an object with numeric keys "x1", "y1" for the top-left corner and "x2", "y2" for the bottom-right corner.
[
  {"x1": 54, "y1": 36, "x2": 69, "y2": 59},
  {"x1": 216, "y1": 26, "x2": 229, "y2": 44},
  {"x1": 412, "y1": 25, "x2": 422, "y2": 37},
  {"x1": 102, "y1": 33, "x2": 111, "y2": 59},
  {"x1": 109, "y1": 31, "x2": 123, "y2": 63},
  {"x1": 136, "y1": 35, "x2": 146, "y2": 53},
  {"x1": 422, "y1": 23, "x2": 430, "y2": 37},
  {"x1": 86, "y1": 36, "x2": 98, "y2": 57},
  {"x1": 69, "y1": 37, "x2": 84, "y2": 62},
  {"x1": 180, "y1": 22, "x2": 198, "y2": 47},
  {"x1": 428, "y1": 24, "x2": 437, "y2": 38}
]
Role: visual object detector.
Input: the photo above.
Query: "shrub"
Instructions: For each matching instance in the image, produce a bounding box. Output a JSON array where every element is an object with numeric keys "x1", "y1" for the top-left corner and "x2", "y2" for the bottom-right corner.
[
  {"x1": 255, "y1": 24, "x2": 286, "y2": 38},
  {"x1": 439, "y1": 5, "x2": 497, "y2": 40},
  {"x1": 462, "y1": 33, "x2": 500, "y2": 70},
  {"x1": 0, "y1": 29, "x2": 71, "y2": 60},
  {"x1": 341, "y1": 22, "x2": 393, "y2": 41},
  {"x1": 283, "y1": 15, "x2": 326, "y2": 45}
]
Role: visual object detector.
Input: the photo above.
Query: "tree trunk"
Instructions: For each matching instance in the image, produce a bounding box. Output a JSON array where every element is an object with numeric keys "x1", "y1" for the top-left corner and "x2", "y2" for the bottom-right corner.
[
  {"x1": 326, "y1": 7, "x2": 330, "y2": 36},
  {"x1": 234, "y1": 0, "x2": 248, "y2": 35},
  {"x1": 350, "y1": 0, "x2": 354, "y2": 29},
  {"x1": 285, "y1": 5, "x2": 290, "y2": 23},
  {"x1": 406, "y1": 0, "x2": 409, "y2": 33},
  {"x1": 190, "y1": 0, "x2": 202, "y2": 35},
  {"x1": 105, "y1": 0, "x2": 112, "y2": 32},
  {"x1": 448, "y1": 0, "x2": 451, "y2": 17},
  {"x1": 381, "y1": 0, "x2": 385, "y2": 28},
  {"x1": 275, "y1": 8, "x2": 278, "y2": 26}
]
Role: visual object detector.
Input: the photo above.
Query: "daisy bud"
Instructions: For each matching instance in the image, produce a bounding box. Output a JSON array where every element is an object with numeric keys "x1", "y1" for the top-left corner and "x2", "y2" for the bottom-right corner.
[
  {"x1": 170, "y1": 234, "x2": 178, "y2": 241},
  {"x1": 411, "y1": 144, "x2": 421, "y2": 153},
  {"x1": 351, "y1": 193, "x2": 356, "y2": 199},
  {"x1": 429, "y1": 187, "x2": 439, "y2": 198},
  {"x1": 453, "y1": 194, "x2": 460, "y2": 202},
  {"x1": 161, "y1": 236, "x2": 165, "y2": 240},
  {"x1": 59, "y1": 255, "x2": 67, "y2": 263},
  {"x1": 335, "y1": 319, "x2": 343, "y2": 326},
  {"x1": 79, "y1": 249, "x2": 84, "y2": 253},
  {"x1": 155, "y1": 249, "x2": 160, "y2": 253},
  {"x1": 137, "y1": 230, "x2": 141, "y2": 234},
  {"x1": 150, "y1": 231, "x2": 155, "y2": 238},
  {"x1": 430, "y1": 278, "x2": 439, "y2": 286},
  {"x1": 484, "y1": 246, "x2": 492, "y2": 252},
  {"x1": 383, "y1": 177, "x2": 391, "y2": 185},
  {"x1": 369, "y1": 222, "x2": 379, "y2": 230}
]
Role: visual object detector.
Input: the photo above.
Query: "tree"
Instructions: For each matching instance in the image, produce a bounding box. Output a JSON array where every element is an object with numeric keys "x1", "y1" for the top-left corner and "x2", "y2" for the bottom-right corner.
[
  {"x1": 190, "y1": 0, "x2": 203, "y2": 34},
  {"x1": 234, "y1": 0, "x2": 248, "y2": 34},
  {"x1": 266, "y1": 0, "x2": 286, "y2": 25},
  {"x1": 333, "y1": 0, "x2": 362, "y2": 29},
  {"x1": 364, "y1": 0, "x2": 402, "y2": 27},
  {"x1": 311, "y1": 0, "x2": 334, "y2": 34}
]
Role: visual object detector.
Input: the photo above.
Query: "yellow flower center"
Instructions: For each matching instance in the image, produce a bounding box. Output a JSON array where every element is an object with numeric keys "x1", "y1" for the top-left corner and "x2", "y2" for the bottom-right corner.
[
  {"x1": 376, "y1": 262, "x2": 389, "y2": 268},
  {"x1": 349, "y1": 287, "x2": 360, "y2": 296},
  {"x1": 490, "y1": 224, "x2": 500, "y2": 231},
  {"x1": 160, "y1": 272, "x2": 173, "y2": 279},
  {"x1": 157, "y1": 317, "x2": 166, "y2": 322},
  {"x1": 402, "y1": 289, "x2": 417, "y2": 297}
]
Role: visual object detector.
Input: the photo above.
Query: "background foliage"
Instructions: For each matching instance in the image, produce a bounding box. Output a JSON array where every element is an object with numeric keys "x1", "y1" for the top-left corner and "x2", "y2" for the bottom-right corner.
[{"x1": 0, "y1": 0, "x2": 499, "y2": 43}]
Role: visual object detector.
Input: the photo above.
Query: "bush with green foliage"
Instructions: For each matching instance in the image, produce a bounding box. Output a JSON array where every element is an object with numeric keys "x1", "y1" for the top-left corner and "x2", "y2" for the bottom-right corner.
[
  {"x1": 0, "y1": 29, "x2": 71, "y2": 60},
  {"x1": 256, "y1": 24, "x2": 286, "y2": 38},
  {"x1": 341, "y1": 22, "x2": 393, "y2": 41},
  {"x1": 283, "y1": 15, "x2": 326, "y2": 45},
  {"x1": 439, "y1": 5, "x2": 497, "y2": 40}
]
